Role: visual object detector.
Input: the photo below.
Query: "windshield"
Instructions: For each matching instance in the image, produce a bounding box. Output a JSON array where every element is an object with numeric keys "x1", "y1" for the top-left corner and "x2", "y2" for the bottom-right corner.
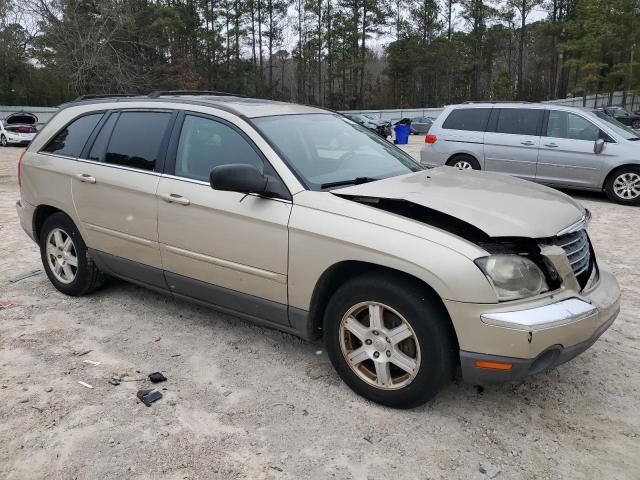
[
  {"x1": 253, "y1": 113, "x2": 422, "y2": 190},
  {"x1": 592, "y1": 111, "x2": 640, "y2": 140}
]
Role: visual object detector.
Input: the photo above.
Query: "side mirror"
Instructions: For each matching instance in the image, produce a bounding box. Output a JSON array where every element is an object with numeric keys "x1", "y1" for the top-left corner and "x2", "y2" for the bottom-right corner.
[
  {"x1": 594, "y1": 138, "x2": 605, "y2": 154},
  {"x1": 210, "y1": 164, "x2": 268, "y2": 194}
]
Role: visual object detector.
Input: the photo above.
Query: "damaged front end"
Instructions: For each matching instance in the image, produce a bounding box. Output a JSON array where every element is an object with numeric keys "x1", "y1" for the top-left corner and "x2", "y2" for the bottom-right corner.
[{"x1": 337, "y1": 195, "x2": 596, "y2": 300}]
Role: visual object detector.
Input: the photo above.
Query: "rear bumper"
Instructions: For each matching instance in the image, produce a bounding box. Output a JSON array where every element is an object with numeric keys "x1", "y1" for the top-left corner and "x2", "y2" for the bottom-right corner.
[
  {"x1": 446, "y1": 265, "x2": 621, "y2": 385},
  {"x1": 16, "y1": 199, "x2": 36, "y2": 241}
]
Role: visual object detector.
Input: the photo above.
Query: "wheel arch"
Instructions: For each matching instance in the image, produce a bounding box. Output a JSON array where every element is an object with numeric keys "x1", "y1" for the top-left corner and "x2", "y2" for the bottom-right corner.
[
  {"x1": 446, "y1": 152, "x2": 481, "y2": 169},
  {"x1": 307, "y1": 260, "x2": 459, "y2": 351},
  {"x1": 33, "y1": 205, "x2": 70, "y2": 242},
  {"x1": 602, "y1": 163, "x2": 640, "y2": 190}
]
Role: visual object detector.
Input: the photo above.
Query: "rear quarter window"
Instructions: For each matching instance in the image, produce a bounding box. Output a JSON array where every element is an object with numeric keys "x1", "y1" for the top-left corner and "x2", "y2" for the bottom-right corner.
[
  {"x1": 42, "y1": 113, "x2": 104, "y2": 157},
  {"x1": 442, "y1": 108, "x2": 491, "y2": 131}
]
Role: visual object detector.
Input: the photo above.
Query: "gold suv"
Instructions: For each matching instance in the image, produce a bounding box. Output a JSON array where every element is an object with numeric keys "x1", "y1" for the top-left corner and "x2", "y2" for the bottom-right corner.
[{"x1": 16, "y1": 92, "x2": 621, "y2": 408}]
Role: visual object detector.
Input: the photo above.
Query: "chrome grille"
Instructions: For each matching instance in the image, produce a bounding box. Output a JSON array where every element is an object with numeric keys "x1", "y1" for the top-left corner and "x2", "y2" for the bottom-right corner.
[{"x1": 556, "y1": 229, "x2": 591, "y2": 277}]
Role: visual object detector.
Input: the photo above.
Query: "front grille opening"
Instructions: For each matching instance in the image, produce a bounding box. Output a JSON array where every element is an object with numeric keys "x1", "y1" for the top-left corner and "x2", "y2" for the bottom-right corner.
[{"x1": 554, "y1": 229, "x2": 595, "y2": 290}]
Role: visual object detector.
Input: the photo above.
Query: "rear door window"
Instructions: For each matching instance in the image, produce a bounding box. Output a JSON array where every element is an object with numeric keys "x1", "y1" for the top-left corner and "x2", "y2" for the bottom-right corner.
[
  {"x1": 42, "y1": 113, "x2": 103, "y2": 157},
  {"x1": 495, "y1": 108, "x2": 542, "y2": 136},
  {"x1": 442, "y1": 108, "x2": 491, "y2": 131},
  {"x1": 104, "y1": 112, "x2": 172, "y2": 171}
]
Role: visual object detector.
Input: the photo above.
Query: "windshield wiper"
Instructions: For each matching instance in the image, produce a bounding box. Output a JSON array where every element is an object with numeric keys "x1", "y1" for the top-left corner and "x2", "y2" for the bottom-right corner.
[
  {"x1": 320, "y1": 177, "x2": 378, "y2": 189},
  {"x1": 627, "y1": 137, "x2": 639, "y2": 141}
]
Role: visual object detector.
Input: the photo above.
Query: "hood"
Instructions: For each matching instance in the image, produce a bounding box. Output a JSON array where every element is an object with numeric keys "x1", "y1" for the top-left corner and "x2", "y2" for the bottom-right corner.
[
  {"x1": 333, "y1": 167, "x2": 585, "y2": 239},
  {"x1": 6, "y1": 112, "x2": 38, "y2": 126}
]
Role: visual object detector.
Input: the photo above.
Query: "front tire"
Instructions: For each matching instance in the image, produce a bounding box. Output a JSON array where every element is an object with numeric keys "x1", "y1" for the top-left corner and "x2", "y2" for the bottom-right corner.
[
  {"x1": 632, "y1": 119, "x2": 640, "y2": 130},
  {"x1": 604, "y1": 167, "x2": 640, "y2": 205},
  {"x1": 323, "y1": 274, "x2": 456, "y2": 409},
  {"x1": 39, "y1": 213, "x2": 105, "y2": 296},
  {"x1": 0, "y1": 135, "x2": 7, "y2": 147}
]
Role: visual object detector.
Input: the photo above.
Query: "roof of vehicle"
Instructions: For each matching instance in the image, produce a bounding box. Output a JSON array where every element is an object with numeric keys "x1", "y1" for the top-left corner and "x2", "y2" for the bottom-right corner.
[
  {"x1": 450, "y1": 102, "x2": 593, "y2": 113},
  {"x1": 61, "y1": 91, "x2": 326, "y2": 119}
]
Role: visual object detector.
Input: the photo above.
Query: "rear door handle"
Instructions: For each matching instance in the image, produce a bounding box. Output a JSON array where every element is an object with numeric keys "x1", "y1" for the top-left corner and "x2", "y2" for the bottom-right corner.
[
  {"x1": 159, "y1": 193, "x2": 190, "y2": 206},
  {"x1": 520, "y1": 141, "x2": 535, "y2": 146},
  {"x1": 75, "y1": 173, "x2": 96, "y2": 184},
  {"x1": 543, "y1": 143, "x2": 558, "y2": 148}
]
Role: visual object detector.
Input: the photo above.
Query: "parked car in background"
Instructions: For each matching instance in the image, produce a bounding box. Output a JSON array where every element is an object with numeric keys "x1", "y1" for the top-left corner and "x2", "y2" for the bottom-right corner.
[
  {"x1": 16, "y1": 92, "x2": 620, "y2": 408},
  {"x1": 421, "y1": 103, "x2": 640, "y2": 204},
  {"x1": 344, "y1": 113, "x2": 391, "y2": 138},
  {"x1": 600, "y1": 106, "x2": 640, "y2": 130},
  {"x1": 408, "y1": 117, "x2": 434, "y2": 134},
  {"x1": 0, "y1": 112, "x2": 38, "y2": 146}
]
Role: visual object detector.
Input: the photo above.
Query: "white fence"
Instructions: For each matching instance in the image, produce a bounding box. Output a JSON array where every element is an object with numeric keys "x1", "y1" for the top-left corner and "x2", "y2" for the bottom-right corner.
[{"x1": 342, "y1": 90, "x2": 639, "y2": 120}]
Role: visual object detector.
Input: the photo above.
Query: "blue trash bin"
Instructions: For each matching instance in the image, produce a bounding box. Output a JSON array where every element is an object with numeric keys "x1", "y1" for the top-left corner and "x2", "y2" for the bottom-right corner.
[{"x1": 394, "y1": 124, "x2": 410, "y2": 145}]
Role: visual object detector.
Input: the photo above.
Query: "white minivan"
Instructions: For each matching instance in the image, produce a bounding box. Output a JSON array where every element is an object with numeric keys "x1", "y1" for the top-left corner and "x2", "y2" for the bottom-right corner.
[{"x1": 420, "y1": 103, "x2": 640, "y2": 205}]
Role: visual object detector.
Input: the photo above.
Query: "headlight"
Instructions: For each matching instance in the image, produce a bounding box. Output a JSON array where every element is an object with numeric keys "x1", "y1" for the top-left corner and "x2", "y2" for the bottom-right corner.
[{"x1": 475, "y1": 255, "x2": 549, "y2": 301}]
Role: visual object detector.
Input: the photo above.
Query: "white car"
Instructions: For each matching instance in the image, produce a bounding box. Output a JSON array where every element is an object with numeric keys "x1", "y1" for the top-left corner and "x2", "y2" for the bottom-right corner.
[{"x1": 0, "y1": 112, "x2": 38, "y2": 146}]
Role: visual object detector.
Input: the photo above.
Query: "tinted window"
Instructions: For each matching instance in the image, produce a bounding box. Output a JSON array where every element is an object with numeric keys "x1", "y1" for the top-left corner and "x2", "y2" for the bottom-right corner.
[
  {"x1": 546, "y1": 111, "x2": 600, "y2": 141},
  {"x1": 175, "y1": 115, "x2": 263, "y2": 182},
  {"x1": 495, "y1": 108, "x2": 542, "y2": 136},
  {"x1": 43, "y1": 114, "x2": 103, "y2": 157},
  {"x1": 442, "y1": 108, "x2": 491, "y2": 131},
  {"x1": 105, "y1": 112, "x2": 171, "y2": 171},
  {"x1": 87, "y1": 114, "x2": 117, "y2": 161}
]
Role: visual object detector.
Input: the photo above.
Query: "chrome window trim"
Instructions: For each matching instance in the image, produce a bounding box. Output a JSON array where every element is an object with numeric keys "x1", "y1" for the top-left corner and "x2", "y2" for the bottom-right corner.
[{"x1": 38, "y1": 152, "x2": 162, "y2": 177}]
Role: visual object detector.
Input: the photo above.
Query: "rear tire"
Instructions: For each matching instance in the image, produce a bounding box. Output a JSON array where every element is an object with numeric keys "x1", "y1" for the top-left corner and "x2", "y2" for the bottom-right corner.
[
  {"x1": 39, "y1": 213, "x2": 105, "y2": 296},
  {"x1": 632, "y1": 119, "x2": 640, "y2": 130},
  {"x1": 323, "y1": 274, "x2": 456, "y2": 409},
  {"x1": 604, "y1": 166, "x2": 640, "y2": 205},
  {"x1": 447, "y1": 154, "x2": 480, "y2": 170}
]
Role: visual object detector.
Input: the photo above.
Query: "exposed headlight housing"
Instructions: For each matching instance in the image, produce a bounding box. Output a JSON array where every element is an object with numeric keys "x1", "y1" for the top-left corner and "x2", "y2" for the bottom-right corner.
[{"x1": 475, "y1": 255, "x2": 549, "y2": 302}]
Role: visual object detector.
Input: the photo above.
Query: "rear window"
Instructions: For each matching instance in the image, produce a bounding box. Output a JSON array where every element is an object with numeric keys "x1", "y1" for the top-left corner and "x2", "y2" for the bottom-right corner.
[
  {"x1": 104, "y1": 112, "x2": 172, "y2": 171},
  {"x1": 495, "y1": 108, "x2": 542, "y2": 136},
  {"x1": 442, "y1": 108, "x2": 491, "y2": 131},
  {"x1": 42, "y1": 113, "x2": 103, "y2": 157}
]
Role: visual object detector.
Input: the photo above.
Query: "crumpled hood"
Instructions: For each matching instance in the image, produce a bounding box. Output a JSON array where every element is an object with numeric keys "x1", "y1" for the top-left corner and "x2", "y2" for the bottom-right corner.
[{"x1": 333, "y1": 167, "x2": 585, "y2": 238}]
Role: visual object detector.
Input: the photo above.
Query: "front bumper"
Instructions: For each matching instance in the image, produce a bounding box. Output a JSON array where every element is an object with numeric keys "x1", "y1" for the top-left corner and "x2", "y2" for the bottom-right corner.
[{"x1": 445, "y1": 265, "x2": 621, "y2": 385}]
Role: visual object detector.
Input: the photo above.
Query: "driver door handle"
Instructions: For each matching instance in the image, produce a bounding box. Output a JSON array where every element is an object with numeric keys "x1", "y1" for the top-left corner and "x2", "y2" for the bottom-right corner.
[
  {"x1": 75, "y1": 173, "x2": 96, "y2": 184},
  {"x1": 520, "y1": 141, "x2": 535, "y2": 146},
  {"x1": 543, "y1": 143, "x2": 558, "y2": 148},
  {"x1": 159, "y1": 193, "x2": 190, "y2": 206}
]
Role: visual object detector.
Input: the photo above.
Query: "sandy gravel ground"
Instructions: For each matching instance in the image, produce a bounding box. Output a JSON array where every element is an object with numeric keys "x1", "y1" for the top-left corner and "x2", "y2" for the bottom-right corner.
[{"x1": 1, "y1": 139, "x2": 639, "y2": 480}]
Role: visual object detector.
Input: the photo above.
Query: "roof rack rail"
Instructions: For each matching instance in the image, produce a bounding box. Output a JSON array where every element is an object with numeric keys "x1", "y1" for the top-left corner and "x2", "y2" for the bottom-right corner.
[
  {"x1": 462, "y1": 100, "x2": 531, "y2": 104},
  {"x1": 147, "y1": 90, "x2": 246, "y2": 98},
  {"x1": 73, "y1": 93, "x2": 140, "y2": 102}
]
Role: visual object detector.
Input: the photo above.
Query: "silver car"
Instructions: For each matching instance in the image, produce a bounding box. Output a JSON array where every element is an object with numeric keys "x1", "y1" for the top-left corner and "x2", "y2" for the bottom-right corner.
[{"x1": 420, "y1": 103, "x2": 640, "y2": 205}]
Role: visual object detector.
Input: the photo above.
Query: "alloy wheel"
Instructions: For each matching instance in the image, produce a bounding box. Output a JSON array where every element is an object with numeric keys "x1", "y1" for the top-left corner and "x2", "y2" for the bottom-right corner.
[
  {"x1": 339, "y1": 301, "x2": 421, "y2": 390},
  {"x1": 613, "y1": 172, "x2": 640, "y2": 200},
  {"x1": 454, "y1": 160, "x2": 472, "y2": 170},
  {"x1": 0, "y1": 135, "x2": 7, "y2": 147},
  {"x1": 46, "y1": 228, "x2": 78, "y2": 284}
]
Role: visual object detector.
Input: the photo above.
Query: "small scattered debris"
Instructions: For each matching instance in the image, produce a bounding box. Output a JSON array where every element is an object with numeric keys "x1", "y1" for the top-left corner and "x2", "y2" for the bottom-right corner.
[
  {"x1": 78, "y1": 381, "x2": 94, "y2": 389},
  {"x1": 223, "y1": 390, "x2": 232, "y2": 397},
  {"x1": 45, "y1": 387, "x2": 53, "y2": 392},
  {"x1": 83, "y1": 360, "x2": 100, "y2": 366},
  {"x1": 109, "y1": 376, "x2": 121, "y2": 386},
  {"x1": 149, "y1": 372, "x2": 167, "y2": 383},
  {"x1": 137, "y1": 389, "x2": 162, "y2": 407},
  {"x1": 75, "y1": 349, "x2": 93, "y2": 357},
  {"x1": 30, "y1": 405, "x2": 43, "y2": 413},
  {"x1": 479, "y1": 462, "x2": 500, "y2": 478},
  {"x1": 363, "y1": 436, "x2": 373, "y2": 444},
  {"x1": 270, "y1": 466, "x2": 283, "y2": 472},
  {"x1": 302, "y1": 409, "x2": 309, "y2": 416},
  {"x1": 170, "y1": 354, "x2": 181, "y2": 358},
  {"x1": 315, "y1": 350, "x2": 323, "y2": 355},
  {"x1": 154, "y1": 337, "x2": 161, "y2": 342},
  {"x1": 0, "y1": 301, "x2": 17, "y2": 309},
  {"x1": 8, "y1": 269, "x2": 42, "y2": 284},
  {"x1": 18, "y1": 399, "x2": 29, "y2": 403}
]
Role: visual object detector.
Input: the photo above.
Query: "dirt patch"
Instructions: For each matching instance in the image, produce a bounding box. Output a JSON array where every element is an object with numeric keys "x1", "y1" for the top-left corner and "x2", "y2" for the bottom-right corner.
[{"x1": 1, "y1": 144, "x2": 639, "y2": 479}]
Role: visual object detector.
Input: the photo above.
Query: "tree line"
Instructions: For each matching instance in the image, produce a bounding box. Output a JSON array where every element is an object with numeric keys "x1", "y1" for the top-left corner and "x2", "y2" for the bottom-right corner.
[{"x1": 1, "y1": 0, "x2": 638, "y2": 109}]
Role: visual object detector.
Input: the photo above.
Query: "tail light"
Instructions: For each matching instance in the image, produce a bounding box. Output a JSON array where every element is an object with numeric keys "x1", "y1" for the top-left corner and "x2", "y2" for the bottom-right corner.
[
  {"x1": 425, "y1": 134, "x2": 437, "y2": 144},
  {"x1": 18, "y1": 150, "x2": 26, "y2": 189}
]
